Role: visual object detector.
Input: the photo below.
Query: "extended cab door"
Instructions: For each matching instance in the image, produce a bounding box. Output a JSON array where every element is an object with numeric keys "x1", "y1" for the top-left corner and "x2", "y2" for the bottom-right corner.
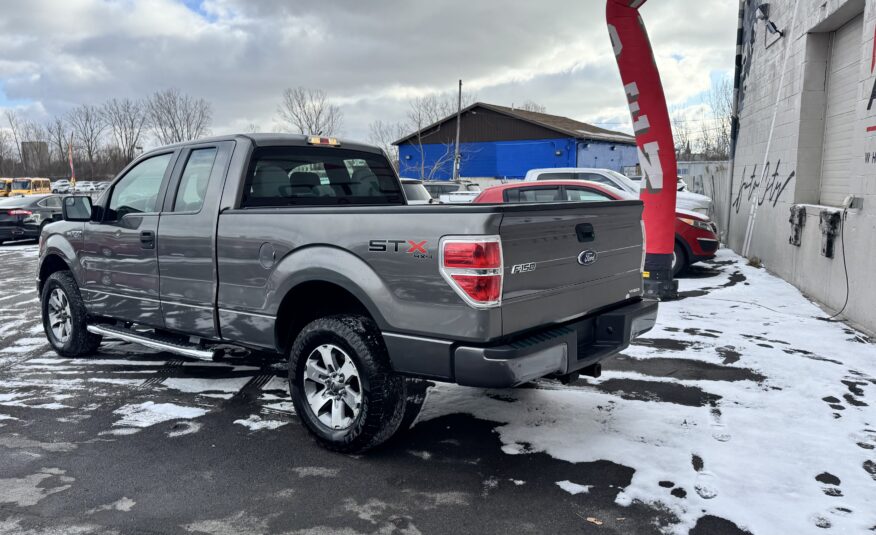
[
  {"x1": 157, "y1": 141, "x2": 234, "y2": 338},
  {"x1": 81, "y1": 151, "x2": 178, "y2": 326}
]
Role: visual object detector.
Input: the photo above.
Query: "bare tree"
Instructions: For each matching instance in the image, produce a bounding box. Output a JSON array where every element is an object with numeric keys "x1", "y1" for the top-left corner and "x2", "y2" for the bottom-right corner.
[
  {"x1": 245, "y1": 122, "x2": 260, "y2": 133},
  {"x1": 5, "y1": 110, "x2": 25, "y2": 176},
  {"x1": 146, "y1": 88, "x2": 212, "y2": 145},
  {"x1": 67, "y1": 104, "x2": 107, "y2": 179},
  {"x1": 0, "y1": 130, "x2": 13, "y2": 176},
  {"x1": 704, "y1": 78, "x2": 733, "y2": 160},
  {"x1": 517, "y1": 100, "x2": 547, "y2": 113},
  {"x1": 276, "y1": 87, "x2": 343, "y2": 136},
  {"x1": 671, "y1": 112, "x2": 693, "y2": 161},
  {"x1": 46, "y1": 117, "x2": 71, "y2": 175},
  {"x1": 399, "y1": 92, "x2": 476, "y2": 179},
  {"x1": 102, "y1": 97, "x2": 149, "y2": 163},
  {"x1": 367, "y1": 120, "x2": 405, "y2": 169}
]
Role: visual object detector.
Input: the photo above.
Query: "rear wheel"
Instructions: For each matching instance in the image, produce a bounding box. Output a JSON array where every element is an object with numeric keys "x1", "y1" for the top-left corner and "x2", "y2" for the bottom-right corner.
[
  {"x1": 672, "y1": 241, "x2": 688, "y2": 277},
  {"x1": 41, "y1": 271, "x2": 102, "y2": 357},
  {"x1": 288, "y1": 314, "x2": 407, "y2": 453}
]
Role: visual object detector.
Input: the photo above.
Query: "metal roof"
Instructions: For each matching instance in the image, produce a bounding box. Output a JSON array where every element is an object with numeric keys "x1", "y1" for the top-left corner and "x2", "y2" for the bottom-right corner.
[{"x1": 393, "y1": 102, "x2": 636, "y2": 146}]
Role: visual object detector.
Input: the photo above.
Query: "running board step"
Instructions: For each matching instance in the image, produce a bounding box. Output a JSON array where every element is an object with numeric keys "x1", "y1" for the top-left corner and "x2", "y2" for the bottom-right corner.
[{"x1": 87, "y1": 324, "x2": 215, "y2": 361}]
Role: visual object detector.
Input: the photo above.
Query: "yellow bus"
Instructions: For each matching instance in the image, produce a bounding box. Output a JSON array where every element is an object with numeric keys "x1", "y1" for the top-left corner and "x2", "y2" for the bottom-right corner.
[
  {"x1": 10, "y1": 178, "x2": 51, "y2": 196},
  {"x1": 0, "y1": 178, "x2": 11, "y2": 198}
]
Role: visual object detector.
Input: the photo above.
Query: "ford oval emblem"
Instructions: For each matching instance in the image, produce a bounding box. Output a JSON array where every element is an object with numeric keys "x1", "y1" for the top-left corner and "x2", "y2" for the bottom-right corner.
[{"x1": 578, "y1": 250, "x2": 598, "y2": 266}]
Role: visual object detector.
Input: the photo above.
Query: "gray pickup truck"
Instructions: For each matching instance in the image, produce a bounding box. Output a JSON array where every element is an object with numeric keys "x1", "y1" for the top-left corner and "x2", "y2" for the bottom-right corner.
[{"x1": 37, "y1": 134, "x2": 657, "y2": 452}]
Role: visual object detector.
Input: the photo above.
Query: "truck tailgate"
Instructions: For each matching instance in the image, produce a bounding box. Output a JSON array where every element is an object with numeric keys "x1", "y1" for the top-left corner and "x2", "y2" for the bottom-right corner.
[{"x1": 499, "y1": 201, "x2": 645, "y2": 335}]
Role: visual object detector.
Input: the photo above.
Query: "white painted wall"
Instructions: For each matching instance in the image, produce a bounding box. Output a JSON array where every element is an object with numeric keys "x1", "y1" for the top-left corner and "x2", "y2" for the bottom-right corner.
[{"x1": 728, "y1": 0, "x2": 876, "y2": 335}]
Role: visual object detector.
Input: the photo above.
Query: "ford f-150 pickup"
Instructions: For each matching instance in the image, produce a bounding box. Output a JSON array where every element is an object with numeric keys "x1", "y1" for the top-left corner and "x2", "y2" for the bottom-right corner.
[{"x1": 37, "y1": 134, "x2": 657, "y2": 452}]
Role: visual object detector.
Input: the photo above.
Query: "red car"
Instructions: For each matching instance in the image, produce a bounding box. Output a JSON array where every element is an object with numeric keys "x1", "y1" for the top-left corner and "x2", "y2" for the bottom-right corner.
[{"x1": 472, "y1": 180, "x2": 719, "y2": 276}]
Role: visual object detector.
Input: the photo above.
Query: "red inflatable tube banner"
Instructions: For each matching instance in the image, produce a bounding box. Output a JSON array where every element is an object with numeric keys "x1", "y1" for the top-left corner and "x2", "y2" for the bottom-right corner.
[{"x1": 606, "y1": 0, "x2": 677, "y2": 258}]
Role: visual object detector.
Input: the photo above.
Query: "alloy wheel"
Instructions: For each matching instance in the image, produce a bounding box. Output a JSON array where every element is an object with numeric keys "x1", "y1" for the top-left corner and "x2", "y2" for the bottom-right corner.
[
  {"x1": 47, "y1": 288, "x2": 72, "y2": 344},
  {"x1": 302, "y1": 344, "x2": 363, "y2": 430}
]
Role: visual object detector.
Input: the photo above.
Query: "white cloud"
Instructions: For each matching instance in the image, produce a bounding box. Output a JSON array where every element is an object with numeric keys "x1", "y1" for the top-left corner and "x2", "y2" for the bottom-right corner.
[{"x1": 0, "y1": 0, "x2": 737, "y2": 144}]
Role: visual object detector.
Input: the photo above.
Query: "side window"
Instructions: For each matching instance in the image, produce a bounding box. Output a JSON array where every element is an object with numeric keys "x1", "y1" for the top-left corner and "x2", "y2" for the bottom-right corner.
[
  {"x1": 108, "y1": 153, "x2": 173, "y2": 219},
  {"x1": 505, "y1": 187, "x2": 562, "y2": 203},
  {"x1": 579, "y1": 173, "x2": 615, "y2": 186},
  {"x1": 38, "y1": 197, "x2": 62, "y2": 209},
  {"x1": 173, "y1": 148, "x2": 218, "y2": 212},
  {"x1": 565, "y1": 187, "x2": 614, "y2": 202},
  {"x1": 536, "y1": 172, "x2": 572, "y2": 181}
]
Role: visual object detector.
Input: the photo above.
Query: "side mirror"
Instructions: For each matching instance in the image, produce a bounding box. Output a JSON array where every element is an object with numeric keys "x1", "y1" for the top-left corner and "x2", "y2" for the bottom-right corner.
[{"x1": 62, "y1": 196, "x2": 93, "y2": 222}]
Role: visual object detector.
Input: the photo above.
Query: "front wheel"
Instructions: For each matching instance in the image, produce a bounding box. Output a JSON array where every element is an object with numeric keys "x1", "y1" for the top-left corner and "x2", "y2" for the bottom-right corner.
[
  {"x1": 41, "y1": 271, "x2": 102, "y2": 357},
  {"x1": 288, "y1": 315, "x2": 407, "y2": 453},
  {"x1": 672, "y1": 241, "x2": 688, "y2": 278}
]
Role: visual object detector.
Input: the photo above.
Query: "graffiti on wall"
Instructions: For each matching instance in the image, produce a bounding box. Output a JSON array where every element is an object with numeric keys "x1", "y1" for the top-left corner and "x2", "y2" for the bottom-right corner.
[{"x1": 732, "y1": 160, "x2": 795, "y2": 214}]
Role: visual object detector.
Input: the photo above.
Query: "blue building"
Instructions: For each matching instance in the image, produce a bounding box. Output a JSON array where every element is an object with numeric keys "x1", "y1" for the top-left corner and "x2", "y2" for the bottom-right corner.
[{"x1": 394, "y1": 102, "x2": 639, "y2": 180}]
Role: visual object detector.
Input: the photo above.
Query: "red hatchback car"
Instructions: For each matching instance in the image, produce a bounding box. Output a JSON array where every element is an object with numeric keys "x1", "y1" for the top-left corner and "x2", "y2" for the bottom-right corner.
[{"x1": 473, "y1": 180, "x2": 719, "y2": 276}]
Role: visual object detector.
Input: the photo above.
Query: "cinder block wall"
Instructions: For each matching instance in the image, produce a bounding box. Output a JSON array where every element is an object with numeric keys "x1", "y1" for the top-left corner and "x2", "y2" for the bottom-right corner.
[{"x1": 728, "y1": 0, "x2": 876, "y2": 335}]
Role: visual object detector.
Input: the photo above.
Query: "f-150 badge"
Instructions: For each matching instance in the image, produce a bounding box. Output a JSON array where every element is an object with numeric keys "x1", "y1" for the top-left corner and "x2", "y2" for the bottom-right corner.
[{"x1": 511, "y1": 263, "x2": 536, "y2": 274}]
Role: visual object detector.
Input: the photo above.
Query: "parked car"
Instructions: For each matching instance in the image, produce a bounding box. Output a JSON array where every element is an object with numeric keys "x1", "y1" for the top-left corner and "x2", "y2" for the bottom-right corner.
[
  {"x1": 473, "y1": 180, "x2": 719, "y2": 276},
  {"x1": 0, "y1": 194, "x2": 63, "y2": 245},
  {"x1": 629, "y1": 175, "x2": 689, "y2": 192},
  {"x1": 422, "y1": 180, "x2": 480, "y2": 200},
  {"x1": 400, "y1": 179, "x2": 435, "y2": 205},
  {"x1": 38, "y1": 134, "x2": 657, "y2": 453},
  {"x1": 439, "y1": 190, "x2": 481, "y2": 204},
  {"x1": 524, "y1": 168, "x2": 713, "y2": 217},
  {"x1": 52, "y1": 180, "x2": 71, "y2": 193}
]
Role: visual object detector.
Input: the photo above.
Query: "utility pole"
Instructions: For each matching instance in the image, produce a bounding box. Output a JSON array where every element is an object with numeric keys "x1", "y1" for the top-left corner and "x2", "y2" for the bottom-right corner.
[{"x1": 452, "y1": 79, "x2": 462, "y2": 182}]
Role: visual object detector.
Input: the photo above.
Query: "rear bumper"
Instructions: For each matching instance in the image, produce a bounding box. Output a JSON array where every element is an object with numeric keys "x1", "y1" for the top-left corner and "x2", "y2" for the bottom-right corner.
[
  {"x1": 384, "y1": 298, "x2": 658, "y2": 388},
  {"x1": 0, "y1": 225, "x2": 34, "y2": 241}
]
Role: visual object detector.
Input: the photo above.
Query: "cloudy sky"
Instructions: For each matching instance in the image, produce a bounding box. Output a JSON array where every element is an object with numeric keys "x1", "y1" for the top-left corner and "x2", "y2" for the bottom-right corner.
[{"x1": 0, "y1": 0, "x2": 737, "y2": 146}]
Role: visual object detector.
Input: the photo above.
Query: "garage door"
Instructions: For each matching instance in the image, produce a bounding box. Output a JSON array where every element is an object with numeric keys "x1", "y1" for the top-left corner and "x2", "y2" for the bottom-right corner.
[{"x1": 820, "y1": 14, "x2": 863, "y2": 206}]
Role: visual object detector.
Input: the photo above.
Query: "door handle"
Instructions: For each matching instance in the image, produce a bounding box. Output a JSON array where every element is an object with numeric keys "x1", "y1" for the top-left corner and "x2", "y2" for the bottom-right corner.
[
  {"x1": 140, "y1": 230, "x2": 155, "y2": 249},
  {"x1": 576, "y1": 223, "x2": 595, "y2": 243}
]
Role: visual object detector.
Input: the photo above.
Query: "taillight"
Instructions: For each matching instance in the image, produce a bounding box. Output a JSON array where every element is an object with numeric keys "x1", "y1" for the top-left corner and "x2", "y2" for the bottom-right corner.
[
  {"x1": 443, "y1": 240, "x2": 501, "y2": 268},
  {"x1": 440, "y1": 236, "x2": 503, "y2": 308},
  {"x1": 8, "y1": 209, "x2": 32, "y2": 216}
]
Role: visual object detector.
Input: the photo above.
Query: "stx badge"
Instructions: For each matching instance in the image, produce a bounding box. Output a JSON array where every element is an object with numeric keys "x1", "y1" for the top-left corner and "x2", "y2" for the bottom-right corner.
[{"x1": 369, "y1": 239, "x2": 432, "y2": 259}]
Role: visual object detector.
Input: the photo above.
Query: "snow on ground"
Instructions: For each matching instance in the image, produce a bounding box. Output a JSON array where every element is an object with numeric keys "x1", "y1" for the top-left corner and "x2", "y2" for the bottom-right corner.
[
  {"x1": 233, "y1": 414, "x2": 289, "y2": 431},
  {"x1": 113, "y1": 402, "x2": 208, "y2": 429},
  {"x1": 419, "y1": 250, "x2": 876, "y2": 534}
]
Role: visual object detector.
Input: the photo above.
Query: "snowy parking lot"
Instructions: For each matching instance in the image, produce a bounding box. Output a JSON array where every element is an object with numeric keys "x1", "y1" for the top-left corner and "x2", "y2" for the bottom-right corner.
[{"x1": 0, "y1": 242, "x2": 874, "y2": 535}]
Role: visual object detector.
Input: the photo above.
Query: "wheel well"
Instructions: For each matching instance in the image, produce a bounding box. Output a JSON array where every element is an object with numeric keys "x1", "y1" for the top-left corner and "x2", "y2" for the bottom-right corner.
[
  {"x1": 275, "y1": 281, "x2": 372, "y2": 354},
  {"x1": 38, "y1": 254, "x2": 70, "y2": 293},
  {"x1": 675, "y1": 235, "x2": 691, "y2": 261}
]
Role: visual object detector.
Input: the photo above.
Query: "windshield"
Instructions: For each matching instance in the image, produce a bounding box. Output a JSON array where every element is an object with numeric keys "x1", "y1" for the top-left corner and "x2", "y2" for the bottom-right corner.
[
  {"x1": 402, "y1": 182, "x2": 432, "y2": 202},
  {"x1": 12, "y1": 180, "x2": 31, "y2": 190}
]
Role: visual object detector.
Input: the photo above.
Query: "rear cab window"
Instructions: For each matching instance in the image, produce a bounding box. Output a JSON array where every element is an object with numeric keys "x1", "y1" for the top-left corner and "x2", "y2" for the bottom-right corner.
[
  {"x1": 504, "y1": 187, "x2": 562, "y2": 203},
  {"x1": 241, "y1": 146, "x2": 404, "y2": 207}
]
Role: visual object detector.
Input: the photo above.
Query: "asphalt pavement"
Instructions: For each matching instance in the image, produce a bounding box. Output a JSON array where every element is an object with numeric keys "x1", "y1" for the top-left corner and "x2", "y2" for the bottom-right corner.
[{"x1": 1, "y1": 240, "x2": 873, "y2": 535}]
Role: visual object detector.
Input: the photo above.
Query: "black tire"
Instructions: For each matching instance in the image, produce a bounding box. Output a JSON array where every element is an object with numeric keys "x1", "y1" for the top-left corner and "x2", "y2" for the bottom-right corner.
[
  {"x1": 288, "y1": 314, "x2": 407, "y2": 453},
  {"x1": 672, "y1": 241, "x2": 688, "y2": 277},
  {"x1": 41, "y1": 271, "x2": 102, "y2": 357}
]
